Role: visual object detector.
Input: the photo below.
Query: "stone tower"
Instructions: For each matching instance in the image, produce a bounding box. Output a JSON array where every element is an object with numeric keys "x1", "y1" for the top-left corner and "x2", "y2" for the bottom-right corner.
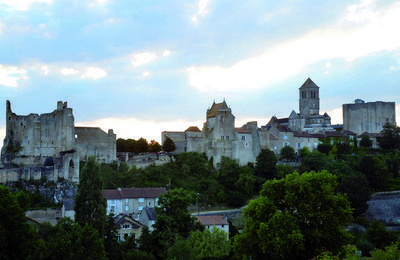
[{"x1": 299, "y1": 78, "x2": 320, "y2": 118}]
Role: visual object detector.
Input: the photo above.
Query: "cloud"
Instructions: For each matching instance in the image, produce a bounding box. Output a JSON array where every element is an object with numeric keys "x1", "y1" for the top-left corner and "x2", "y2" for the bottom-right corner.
[
  {"x1": 76, "y1": 117, "x2": 205, "y2": 143},
  {"x1": 141, "y1": 71, "x2": 150, "y2": 78},
  {"x1": 186, "y1": 1, "x2": 400, "y2": 93},
  {"x1": 60, "y1": 68, "x2": 79, "y2": 76},
  {"x1": 0, "y1": 0, "x2": 53, "y2": 11},
  {"x1": 0, "y1": 65, "x2": 28, "y2": 87},
  {"x1": 131, "y1": 52, "x2": 158, "y2": 68},
  {"x1": 191, "y1": 0, "x2": 212, "y2": 24},
  {"x1": 0, "y1": 21, "x2": 3, "y2": 34},
  {"x1": 82, "y1": 67, "x2": 107, "y2": 80},
  {"x1": 342, "y1": 0, "x2": 377, "y2": 23}
]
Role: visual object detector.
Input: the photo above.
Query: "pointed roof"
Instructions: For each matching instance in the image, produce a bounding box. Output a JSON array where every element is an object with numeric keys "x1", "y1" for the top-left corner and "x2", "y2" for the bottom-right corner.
[
  {"x1": 185, "y1": 126, "x2": 201, "y2": 132},
  {"x1": 207, "y1": 100, "x2": 230, "y2": 118},
  {"x1": 299, "y1": 78, "x2": 319, "y2": 89}
]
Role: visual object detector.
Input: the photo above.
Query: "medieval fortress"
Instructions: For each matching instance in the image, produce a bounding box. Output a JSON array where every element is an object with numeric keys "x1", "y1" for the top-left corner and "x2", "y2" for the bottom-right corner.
[
  {"x1": 0, "y1": 100, "x2": 116, "y2": 183},
  {"x1": 163, "y1": 78, "x2": 396, "y2": 166},
  {"x1": 0, "y1": 78, "x2": 396, "y2": 183}
]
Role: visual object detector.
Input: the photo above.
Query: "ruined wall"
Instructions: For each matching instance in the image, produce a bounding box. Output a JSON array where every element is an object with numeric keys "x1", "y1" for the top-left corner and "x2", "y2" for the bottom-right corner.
[
  {"x1": 343, "y1": 101, "x2": 396, "y2": 134},
  {"x1": 75, "y1": 127, "x2": 116, "y2": 163},
  {"x1": 161, "y1": 131, "x2": 186, "y2": 153},
  {"x1": 2, "y1": 101, "x2": 75, "y2": 165}
]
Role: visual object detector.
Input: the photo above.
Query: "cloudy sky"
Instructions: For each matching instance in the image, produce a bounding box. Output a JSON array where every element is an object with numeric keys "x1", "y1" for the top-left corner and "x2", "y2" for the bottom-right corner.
[{"x1": 1, "y1": 0, "x2": 400, "y2": 144}]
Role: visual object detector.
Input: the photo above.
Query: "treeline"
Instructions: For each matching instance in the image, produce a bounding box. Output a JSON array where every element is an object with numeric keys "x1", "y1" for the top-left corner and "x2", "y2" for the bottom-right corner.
[{"x1": 116, "y1": 138, "x2": 161, "y2": 153}]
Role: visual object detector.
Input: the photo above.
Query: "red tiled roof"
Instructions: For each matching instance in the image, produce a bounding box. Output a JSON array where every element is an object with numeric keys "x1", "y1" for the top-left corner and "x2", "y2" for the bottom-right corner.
[
  {"x1": 207, "y1": 102, "x2": 222, "y2": 118},
  {"x1": 235, "y1": 127, "x2": 252, "y2": 134},
  {"x1": 103, "y1": 187, "x2": 167, "y2": 200},
  {"x1": 185, "y1": 126, "x2": 201, "y2": 132},
  {"x1": 196, "y1": 215, "x2": 229, "y2": 226}
]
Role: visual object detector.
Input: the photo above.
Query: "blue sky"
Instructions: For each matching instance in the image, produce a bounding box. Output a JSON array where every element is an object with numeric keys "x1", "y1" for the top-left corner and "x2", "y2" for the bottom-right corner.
[{"x1": 1, "y1": 0, "x2": 400, "y2": 143}]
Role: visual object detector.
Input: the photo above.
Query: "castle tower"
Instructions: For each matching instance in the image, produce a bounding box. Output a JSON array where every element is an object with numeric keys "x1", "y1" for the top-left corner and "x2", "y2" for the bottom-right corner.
[{"x1": 299, "y1": 78, "x2": 320, "y2": 118}]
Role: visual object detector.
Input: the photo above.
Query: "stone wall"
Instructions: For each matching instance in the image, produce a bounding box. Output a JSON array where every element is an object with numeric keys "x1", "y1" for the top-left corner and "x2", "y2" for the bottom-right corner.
[{"x1": 343, "y1": 101, "x2": 396, "y2": 134}]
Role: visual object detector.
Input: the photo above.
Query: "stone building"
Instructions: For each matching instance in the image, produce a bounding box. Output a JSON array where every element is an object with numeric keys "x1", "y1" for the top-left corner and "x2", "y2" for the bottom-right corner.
[
  {"x1": 343, "y1": 99, "x2": 396, "y2": 135},
  {"x1": 0, "y1": 100, "x2": 116, "y2": 183},
  {"x1": 162, "y1": 100, "x2": 261, "y2": 166}
]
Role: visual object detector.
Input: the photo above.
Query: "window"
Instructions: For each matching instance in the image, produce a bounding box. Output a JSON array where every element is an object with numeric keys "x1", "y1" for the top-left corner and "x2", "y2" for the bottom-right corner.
[
  {"x1": 123, "y1": 224, "x2": 130, "y2": 229},
  {"x1": 221, "y1": 136, "x2": 224, "y2": 141},
  {"x1": 284, "y1": 135, "x2": 287, "y2": 140},
  {"x1": 125, "y1": 205, "x2": 128, "y2": 211},
  {"x1": 117, "y1": 234, "x2": 121, "y2": 242},
  {"x1": 138, "y1": 206, "x2": 144, "y2": 211},
  {"x1": 156, "y1": 198, "x2": 159, "y2": 205},
  {"x1": 297, "y1": 143, "x2": 301, "y2": 148},
  {"x1": 126, "y1": 199, "x2": 129, "y2": 203},
  {"x1": 226, "y1": 136, "x2": 229, "y2": 140},
  {"x1": 111, "y1": 206, "x2": 115, "y2": 213},
  {"x1": 242, "y1": 136, "x2": 245, "y2": 140},
  {"x1": 138, "y1": 198, "x2": 144, "y2": 203},
  {"x1": 220, "y1": 116, "x2": 224, "y2": 122}
]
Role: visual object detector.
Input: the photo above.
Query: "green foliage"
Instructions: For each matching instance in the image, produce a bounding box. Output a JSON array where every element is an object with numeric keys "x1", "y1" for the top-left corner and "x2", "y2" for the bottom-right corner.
[
  {"x1": 16, "y1": 189, "x2": 31, "y2": 211},
  {"x1": 162, "y1": 136, "x2": 176, "y2": 153},
  {"x1": 280, "y1": 145, "x2": 297, "y2": 161},
  {"x1": 0, "y1": 186, "x2": 40, "y2": 260},
  {"x1": 299, "y1": 150, "x2": 329, "y2": 173},
  {"x1": 167, "y1": 239, "x2": 195, "y2": 260},
  {"x1": 370, "y1": 242, "x2": 400, "y2": 260},
  {"x1": 360, "y1": 135, "x2": 373, "y2": 148},
  {"x1": 104, "y1": 213, "x2": 121, "y2": 259},
  {"x1": 255, "y1": 148, "x2": 277, "y2": 187},
  {"x1": 276, "y1": 164, "x2": 295, "y2": 179},
  {"x1": 359, "y1": 156, "x2": 389, "y2": 190},
  {"x1": 152, "y1": 188, "x2": 198, "y2": 259},
  {"x1": 378, "y1": 122, "x2": 400, "y2": 150},
  {"x1": 217, "y1": 157, "x2": 256, "y2": 207},
  {"x1": 337, "y1": 173, "x2": 370, "y2": 218},
  {"x1": 74, "y1": 156, "x2": 107, "y2": 238},
  {"x1": 365, "y1": 220, "x2": 398, "y2": 249},
  {"x1": 300, "y1": 147, "x2": 310, "y2": 158},
  {"x1": 148, "y1": 140, "x2": 162, "y2": 153},
  {"x1": 99, "y1": 162, "x2": 136, "y2": 189},
  {"x1": 40, "y1": 217, "x2": 107, "y2": 260},
  {"x1": 234, "y1": 171, "x2": 353, "y2": 260},
  {"x1": 189, "y1": 227, "x2": 231, "y2": 258}
]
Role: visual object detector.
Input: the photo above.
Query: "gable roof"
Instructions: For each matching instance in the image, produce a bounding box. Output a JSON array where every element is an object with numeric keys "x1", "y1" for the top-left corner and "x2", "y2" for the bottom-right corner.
[
  {"x1": 299, "y1": 77, "x2": 319, "y2": 89},
  {"x1": 143, "y1": 207, "x2": 157, "y2": 220},
  {"x1": 235, "y1": 127, "x2": 252, "y2": 134},
  {"x1": 196, "y1": 215, "x2": 229, "y2": 226},
  {"x1": 114, "y1": 214, "x2": 144, "y2": 229},
  {"x1": 103, "y1": 187, "x2": 167, "y2": 200},
  {"x1": 207, "y1": 100, "x2": 229, "y2": 118}
]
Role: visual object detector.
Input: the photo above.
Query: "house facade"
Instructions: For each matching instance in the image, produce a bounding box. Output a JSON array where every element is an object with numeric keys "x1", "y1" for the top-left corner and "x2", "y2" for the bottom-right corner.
[
  {"x1": 114, "y1": 214, "x2": 144, "y2": 241},
  {"x1": 196, "y1": 215, "x2": 229, "y2": 233},
  {"x1": 102, "y1": 187, "x2": 167, "y2": 219}
]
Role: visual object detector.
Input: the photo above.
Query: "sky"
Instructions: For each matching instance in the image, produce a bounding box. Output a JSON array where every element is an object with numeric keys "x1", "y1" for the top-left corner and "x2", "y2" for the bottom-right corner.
[{"x1": 1, "y1": 0, "x2": 400, "y2": 144}]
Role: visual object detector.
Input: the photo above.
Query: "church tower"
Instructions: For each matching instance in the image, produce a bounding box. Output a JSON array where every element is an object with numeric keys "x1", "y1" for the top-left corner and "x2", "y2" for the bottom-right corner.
[{"x1": 299, "y1": 78, "x2": 319, "y2": 118}]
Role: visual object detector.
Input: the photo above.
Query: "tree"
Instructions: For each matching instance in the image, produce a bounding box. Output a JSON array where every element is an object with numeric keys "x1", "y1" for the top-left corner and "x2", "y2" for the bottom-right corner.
[
  {"x1": 151, "y1": 188, "x2": 197, "y2": 259},
  {"x1": 365, "y1": 220, "x2": 398, "y2": 249},
  {"x1": 42, "y1": 217, "x2": 107, "y2": 260},
  {"x1": 378, "y1": 122, "x2": 400, "y2": 150},
  {"x1": 255, "y1": 148, "x2": 277, "y2": 183},
  {"x1": 279, "y1": 145, "x2": 296, "y2": 161},
  {"x1": 136, "y1": 137, "x2": 149, "y2": 153},
  {"x1": 360, "y1": 135, "x2": 373, "y2": 148},
  {"x1": 189, "y1": 227, "x2": 231, "y2": 258},
  {"x1": 148, "y1": 140, "x2": 162, "y2": 153},
  {"x1": 74, "y1": 156, "x2": 107, "y2": 237},
  {"x1": 162, "y1": 136, "x2": 176, "y2": 153},
  {"x1": 299, "y1": 150, "x2": 329, "y2": 173},
  {"x1": 337, "y1": 173, "x2": 370, "y2": 218},
  {"x1": 0, "y1": 186, "x2": 40, "y2": 260},
  {"x1": 234, "y1": 171, "x2": 353, "y2": 260}
]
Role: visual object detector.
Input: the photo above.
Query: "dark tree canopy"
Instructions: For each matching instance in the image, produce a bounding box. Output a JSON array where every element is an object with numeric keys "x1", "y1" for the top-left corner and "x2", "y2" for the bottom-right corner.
[
  {"x1": 255, "y1": 148, "x2": 277, "y2": 180},
  {"x1": 74, "y1": 156, "x2": 107, "y2": 237},
  {"x1": 162, "y1": 136, "x2": 176, "y2": 153},
  {"x1": 0, "y1": 186, "x2": 39, "y2": 260},
  {"x1": 148, "y1": 140, "x2": 162, "y2": 153},
  {"x1": 234, "y1": 171, "x2": 353, "y2": 260},
  {"x1": 360, "y1": 135, "x2": 373, "y2": 148},
  {"x1": 378, "y1": 122, "x2": 400, "y2": 150},
  {"x1": 279, "y1": 145, "x2": 296, "y2": 161}
]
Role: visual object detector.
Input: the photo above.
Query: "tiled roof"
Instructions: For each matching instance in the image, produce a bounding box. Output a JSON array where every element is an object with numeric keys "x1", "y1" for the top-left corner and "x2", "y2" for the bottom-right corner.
[
  {"x1": 207, "y1": 102, "x2": 222, "y2": 118},
  {"x1": 293, "y1": 131, "x2": 316, "y2": 138},
  {"x1": 358, "y1": 132, "x2": 381, "y2": 138},
  {"x1": 269, "y1": 133, "x2": 279, "y2": 140},
  {"x1": 235, "y1": 127, "x2": 252, "y2": 134},
  {"x1": 325, "y1": 130, "x2": 357, "y2": 137},
  {"x1": 115, "y1": 214, "x2": 143, "y2": 229},
  {"x1": 103, "y1": 187, "x2": 167, "y2": 200},
  {"x1": 196, "y1": 215, "x2": 229, "y2": 226},
  {"x1": 143, "y1": 207, "x2": 157, "y2": 220},
  {"x1": 185, "y1": 126, "x2": 201, "y2": 132},
  {"x1": 299, "y1": 77, "x2": 319, "y2": 89}
]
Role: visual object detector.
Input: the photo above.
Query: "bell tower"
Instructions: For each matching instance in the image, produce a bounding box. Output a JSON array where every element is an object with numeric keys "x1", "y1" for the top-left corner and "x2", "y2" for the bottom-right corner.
[{"x1": 299, "y1": 78, "x2": 319, "y2": 118}]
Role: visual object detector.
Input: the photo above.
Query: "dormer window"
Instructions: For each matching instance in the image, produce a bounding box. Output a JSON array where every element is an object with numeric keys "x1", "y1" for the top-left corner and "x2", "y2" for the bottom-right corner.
[{"x1": 123, "y1": 224, "x2": 130, "y2": 229}]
